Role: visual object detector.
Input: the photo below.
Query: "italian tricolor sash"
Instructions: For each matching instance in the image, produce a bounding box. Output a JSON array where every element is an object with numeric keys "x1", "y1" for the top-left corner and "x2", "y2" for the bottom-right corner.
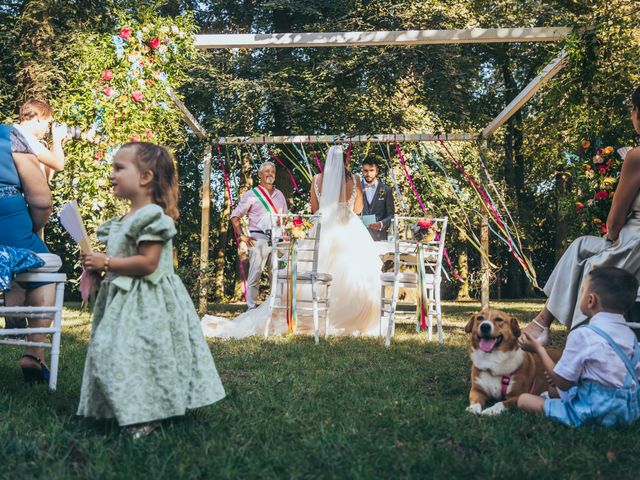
[{"x1": 252, "y1": 185, "x2": 279, "y2": 214}]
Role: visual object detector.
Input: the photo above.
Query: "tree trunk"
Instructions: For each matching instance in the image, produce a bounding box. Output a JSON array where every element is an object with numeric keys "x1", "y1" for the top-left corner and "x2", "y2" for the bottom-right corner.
[
  {"x1": 499, "y1": 46, "x2": 527, "y2": 298},
  {"x1": 456, "y1": 232, "x2": 471, "y2": 301},
  {"x1": 554, "y1": 168, "x2": 571, "y2": 261}
]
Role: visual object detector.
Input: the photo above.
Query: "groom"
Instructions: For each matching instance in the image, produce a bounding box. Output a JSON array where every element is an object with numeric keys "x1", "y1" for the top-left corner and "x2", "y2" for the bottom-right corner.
[{"x1": 361, "y1": 158, "x2": 395, "y2": 241}]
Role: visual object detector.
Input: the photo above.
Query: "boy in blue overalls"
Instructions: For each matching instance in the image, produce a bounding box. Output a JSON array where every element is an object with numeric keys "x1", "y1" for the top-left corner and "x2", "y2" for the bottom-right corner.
[{"x1": 518, "y1": 267, "x2": 640, "y2": 427}]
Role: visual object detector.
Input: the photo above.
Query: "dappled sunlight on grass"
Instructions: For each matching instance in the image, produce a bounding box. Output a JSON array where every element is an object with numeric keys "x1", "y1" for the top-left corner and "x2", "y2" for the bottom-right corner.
[{"x1": 0, "y1": 299, "x2": 636, "y2": 478}]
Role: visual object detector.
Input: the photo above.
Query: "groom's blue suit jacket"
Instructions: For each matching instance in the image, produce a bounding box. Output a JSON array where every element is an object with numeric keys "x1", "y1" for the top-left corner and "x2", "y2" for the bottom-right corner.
[{"x1": 361, "y1": 179, "x2": 395, "y2": 241}]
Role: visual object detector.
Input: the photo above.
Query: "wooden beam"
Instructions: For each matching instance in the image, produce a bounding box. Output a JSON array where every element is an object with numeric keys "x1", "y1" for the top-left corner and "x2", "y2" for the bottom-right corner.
[
  {"x1": 166, "y1": 87, "x2": 207, "y2": 139},
  {"x1": 214, "y1": 133, "x2": 477, "y2": 145},
  {"x1": 198, "y1": 143, "x2": 213, "y2": 315},
  {"x1": 482, "y1": 49, "x2": 569, "y2": 139},
  {"x1": 195, "y1": 27, "x2": 570, "y2": 49}
]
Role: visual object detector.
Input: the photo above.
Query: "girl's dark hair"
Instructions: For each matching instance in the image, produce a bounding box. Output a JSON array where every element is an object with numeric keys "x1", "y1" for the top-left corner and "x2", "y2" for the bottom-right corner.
[
  {"x1": 121, "y1": 142, "x2": 179, "y2": 220},
  {"x1": 632, "y1": 85, "x2": 640, "y2": 111}
]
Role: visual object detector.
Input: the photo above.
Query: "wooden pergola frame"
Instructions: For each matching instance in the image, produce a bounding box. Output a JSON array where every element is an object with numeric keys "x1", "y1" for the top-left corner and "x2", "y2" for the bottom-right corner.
[{"x1": 170, "y1": 27, "x2": 571, "y2": 313}]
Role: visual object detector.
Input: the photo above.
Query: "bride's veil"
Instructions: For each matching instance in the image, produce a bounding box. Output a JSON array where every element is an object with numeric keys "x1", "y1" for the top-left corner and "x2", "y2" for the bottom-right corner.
[{"x1": 319, "y1": 145, "x2": 347, "y2": 213}]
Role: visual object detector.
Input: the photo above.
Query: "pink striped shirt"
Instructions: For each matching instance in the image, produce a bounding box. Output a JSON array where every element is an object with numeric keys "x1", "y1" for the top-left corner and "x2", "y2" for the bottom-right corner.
[{"x1": 231, "y1": 187, "x2": 288, "y2": 232}]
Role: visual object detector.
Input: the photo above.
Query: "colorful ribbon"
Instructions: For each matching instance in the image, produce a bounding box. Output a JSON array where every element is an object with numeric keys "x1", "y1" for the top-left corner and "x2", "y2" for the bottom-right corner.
[
  {"x1": 286, "y1": 237, "x2": 298, "y2": 333},
  {"x1": 394, "y1": 141, "x2": 463, "y2": 282},
  {"x1": 268, "y1": 149, "x2": 301, "y2": 193}
]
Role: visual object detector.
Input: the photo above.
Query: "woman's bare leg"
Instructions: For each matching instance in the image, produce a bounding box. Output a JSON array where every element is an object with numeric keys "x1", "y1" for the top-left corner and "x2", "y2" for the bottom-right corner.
[{"x1": 6, "y1": 284, "x2": 55, "y2": 368}]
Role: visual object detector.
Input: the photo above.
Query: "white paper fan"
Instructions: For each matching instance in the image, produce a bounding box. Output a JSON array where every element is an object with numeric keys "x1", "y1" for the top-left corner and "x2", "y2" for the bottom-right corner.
[{"x1": 59, "y1": 201, "x2": 92, "y2": 253}]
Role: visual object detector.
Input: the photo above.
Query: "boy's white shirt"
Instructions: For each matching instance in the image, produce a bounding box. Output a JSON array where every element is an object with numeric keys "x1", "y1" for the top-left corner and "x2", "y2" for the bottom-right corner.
[{"x1": 554, "y1": 312, "x2": 640, "y2": 389}]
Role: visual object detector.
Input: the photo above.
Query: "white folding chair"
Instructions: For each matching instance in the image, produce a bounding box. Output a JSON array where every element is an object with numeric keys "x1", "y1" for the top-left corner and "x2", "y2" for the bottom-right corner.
[
  {"x1": 380, "y1": 216, "x2": 448, "y2": 346},
  {"x1": 0, "y1": 253, "x2": 66, "y2": 390},
  {"x1": 264, "y1": 213, "x2": 332, "y2": 343}
]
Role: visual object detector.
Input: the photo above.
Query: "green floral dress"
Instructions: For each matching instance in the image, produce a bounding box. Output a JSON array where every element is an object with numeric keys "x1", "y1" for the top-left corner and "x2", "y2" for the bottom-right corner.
[{"x1": 77, "y1": 204, "x2": 225, "y2": 426}]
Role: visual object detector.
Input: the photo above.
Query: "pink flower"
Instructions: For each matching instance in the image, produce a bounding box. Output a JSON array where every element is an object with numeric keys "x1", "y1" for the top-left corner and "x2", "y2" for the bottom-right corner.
[
  {"x1": 149, "y1": 37, "x2": 160, "y2": 49},
  {"x1": 597, "y1": 147, "x2": 604, "y2": 155},
  {"x1": 101, "y1": 69, "x2": 113, "y2": 81},
  {"x1": 145, "y1": 130, "x2": 153, "y2": 139},
  {"x1": 292, "y1": 217, "x2": 304, "y2": 227},
  {"x1": 131, "y1": 90, "x2": 144, "y2": 102},
  {"x1": 593, "y1": 155, "x2": 604, "y2": 164},
  {"x1": 104, "y1": 87, "x2": 115, "y2": 97},
  {"x1": 601, "y1": 223, "x2": 608, "y2": 234},
  {"x1": 119, "y1": 28, "x2": 132, "y2": 40},
  {"x1": 129, "y1": 134, "x2": 141, "y2": 142},
  {"x1": 595, "y1": 191, "x2": 609, "y2": 201}
]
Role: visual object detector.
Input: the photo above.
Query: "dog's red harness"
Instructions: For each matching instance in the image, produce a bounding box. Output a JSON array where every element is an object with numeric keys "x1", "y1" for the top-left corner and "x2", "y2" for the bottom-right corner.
[{"x1": 501, "y1": 375, "x2": 536, "y2": 398}]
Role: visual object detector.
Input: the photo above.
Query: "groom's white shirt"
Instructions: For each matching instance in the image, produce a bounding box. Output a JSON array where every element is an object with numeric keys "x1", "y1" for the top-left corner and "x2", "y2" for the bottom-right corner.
[{"x1": 364, "y1": 179, "x2": 378, "y2": 204}]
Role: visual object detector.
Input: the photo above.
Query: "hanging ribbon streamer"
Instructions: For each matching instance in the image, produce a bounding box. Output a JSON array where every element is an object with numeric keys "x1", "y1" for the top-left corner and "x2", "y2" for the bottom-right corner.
[
  {"x1": 308, "y1": 136, "x2": 323, "y2": 172},
  {"x1": 292, "y1": 143, "x2": 314, "y2": 178},
  {"x1": 438, "y1": 140, "x2": 538, "y2": 288},
  {"x1": 394, "y1": 141, "x2": 463, "y2": 282},
  {"x1": 217, "y1": 143, "x2": 248, "y2": 301},
  {"x1": 268, "y1": 148, "x2": 301, "y2": 194},
  {"x1": 416, "y1": 243, "x2": 428, "y2": 331},
  {"x1": 286, "y1": 237, "x2": 298, "y2": 333}
]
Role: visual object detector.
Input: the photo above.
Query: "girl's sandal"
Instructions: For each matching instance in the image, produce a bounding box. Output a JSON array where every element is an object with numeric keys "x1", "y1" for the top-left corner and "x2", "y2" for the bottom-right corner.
[
  {"x1": 123, "y1": 421, "x2": 161, "y2": 440},
  {"x1": 20, "y1": 354, "x2": 50, "y2": 384}
]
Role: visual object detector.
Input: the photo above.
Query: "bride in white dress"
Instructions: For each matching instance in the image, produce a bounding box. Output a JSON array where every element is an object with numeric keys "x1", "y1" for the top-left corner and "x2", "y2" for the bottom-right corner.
[{"x1": 201, "y1": 145, "x2": 382, "y2": 338}]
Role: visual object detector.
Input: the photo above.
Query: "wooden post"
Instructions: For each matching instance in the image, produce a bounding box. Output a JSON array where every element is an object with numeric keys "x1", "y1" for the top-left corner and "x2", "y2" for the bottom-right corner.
[
  {"x1": 198, "y1": 143, "x2": 213, "y2": 315},
  {"x1": 481, "y1": 219, "x2": 490, "y2": 309}
]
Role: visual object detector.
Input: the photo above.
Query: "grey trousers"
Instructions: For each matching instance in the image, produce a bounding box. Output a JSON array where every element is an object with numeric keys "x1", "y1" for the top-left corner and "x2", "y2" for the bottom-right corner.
[{"x1": 246, "y1": 234, "x2": 271, "y2": 309}]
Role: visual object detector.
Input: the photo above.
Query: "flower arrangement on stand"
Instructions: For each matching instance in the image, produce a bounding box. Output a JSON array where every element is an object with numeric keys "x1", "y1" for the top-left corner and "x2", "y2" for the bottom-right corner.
[
  {"x1": 411, "y1": 217, "x2": 438, "y2": 332},
  {"x1": 281, "y1": 216, "x2": 314, "y2": 333},
  {"x1": 566, "y1": 139, "x2": 625, "y2": 237}
]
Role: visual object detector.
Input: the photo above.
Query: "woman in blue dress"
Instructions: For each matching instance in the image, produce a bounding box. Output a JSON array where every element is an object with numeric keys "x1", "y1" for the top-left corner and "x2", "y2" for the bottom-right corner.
[{"x1": 0, "y1": 123, "x2": 56, "y2": 382}]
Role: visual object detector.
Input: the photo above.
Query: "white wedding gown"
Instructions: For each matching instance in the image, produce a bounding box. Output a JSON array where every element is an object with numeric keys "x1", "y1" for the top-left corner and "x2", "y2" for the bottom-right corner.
[{"x1": 201, "y1": 146, "x2": 383, "y2": 338}]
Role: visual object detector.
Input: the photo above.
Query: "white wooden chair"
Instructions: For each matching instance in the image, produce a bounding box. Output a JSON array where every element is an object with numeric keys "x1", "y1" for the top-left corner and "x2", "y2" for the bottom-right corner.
[
  {"x1": 380, "y1": 216, "x2": 448, "y2": 346},
  {"x1": 0, "y1": 253, "x2": 65, "y2": 390},
  {"x1": 264, "y1": 213, "x2": 332, "y2": 343}
]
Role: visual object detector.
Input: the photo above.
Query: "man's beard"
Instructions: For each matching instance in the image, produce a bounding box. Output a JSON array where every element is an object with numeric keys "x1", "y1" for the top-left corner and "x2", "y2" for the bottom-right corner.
[{"x1": 264, "y1": 177, "x2": 274, "y2": 185}]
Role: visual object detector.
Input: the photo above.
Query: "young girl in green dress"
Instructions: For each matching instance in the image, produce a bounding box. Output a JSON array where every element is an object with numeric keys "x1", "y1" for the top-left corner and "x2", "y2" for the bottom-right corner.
[{"x1": 78, "y1": 142, "x2": 225, "y2": 438}]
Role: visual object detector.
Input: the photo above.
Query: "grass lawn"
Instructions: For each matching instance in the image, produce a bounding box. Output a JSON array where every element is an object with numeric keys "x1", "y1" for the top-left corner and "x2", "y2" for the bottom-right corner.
[{"x1": 1, "y1": 299, "x2": 639, "y2": 479}]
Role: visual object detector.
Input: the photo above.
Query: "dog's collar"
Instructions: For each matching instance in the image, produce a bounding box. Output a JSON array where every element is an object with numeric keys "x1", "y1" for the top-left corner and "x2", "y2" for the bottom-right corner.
[{"x1": 501, "y1": 374, "x2": 536, "y2": 399}]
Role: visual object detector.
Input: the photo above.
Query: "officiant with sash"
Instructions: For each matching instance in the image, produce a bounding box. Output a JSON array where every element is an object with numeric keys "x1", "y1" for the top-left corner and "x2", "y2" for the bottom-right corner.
[
  {"x1": 230, "y1": 161, "x2": 288, "y2": 309},
  {"x1": 361, "y1": 158, "x2": 395, "y2": 241}
]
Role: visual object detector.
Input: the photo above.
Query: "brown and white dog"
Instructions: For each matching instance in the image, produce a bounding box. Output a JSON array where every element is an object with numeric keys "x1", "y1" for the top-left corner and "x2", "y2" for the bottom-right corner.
[{"x1": 465, "y1": 308, "x2": 561, "y2": 416}]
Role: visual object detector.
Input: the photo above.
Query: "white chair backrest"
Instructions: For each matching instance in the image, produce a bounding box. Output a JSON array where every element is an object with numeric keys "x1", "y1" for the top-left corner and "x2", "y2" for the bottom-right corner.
[
  {"x1": 389, "y1": 215, "x2": 448, "y2": 279},
  {"x1": 270, "y1": 213, "x2": 322, "y2": 274}
]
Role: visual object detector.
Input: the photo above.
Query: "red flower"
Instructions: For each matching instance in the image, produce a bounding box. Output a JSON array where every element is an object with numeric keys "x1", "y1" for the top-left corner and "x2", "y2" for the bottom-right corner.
[
  {"x1": 292, "y1": 217, "x2": 304, "y2": 227},
  {"x1": 596, "y1": 165, "x2": 608, "y2": 174},
  {"x1": 597, "y1": 147, "x2": 604, "y2": 155},
  {"x1": 119, "y1": 28, "x2": 132, "y2": 40},
  {"x1": 101, "y1": 69, "x2": 113, "y2": 81},
  {"x1": 131, "y1": 90, "x2": 144, "y2": 102},
  {"x1": 104, "y1": 87, "x2": 115, "y2": 97},
  {"x1": 417, "y1": 219, "x2": 433, "y2": 230},
  {"x1": 129, "y1": 134, "x2": 141, "y2": 142},
  {"x1": 595, "y1": 191, "x2": 609, "y2": 201},
  {"x1": 601, "y1": 223, "x2": 608, "y2": 234},
  {"x1": 149, "y1": 37, "x2": 160, "y2": 49}
]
